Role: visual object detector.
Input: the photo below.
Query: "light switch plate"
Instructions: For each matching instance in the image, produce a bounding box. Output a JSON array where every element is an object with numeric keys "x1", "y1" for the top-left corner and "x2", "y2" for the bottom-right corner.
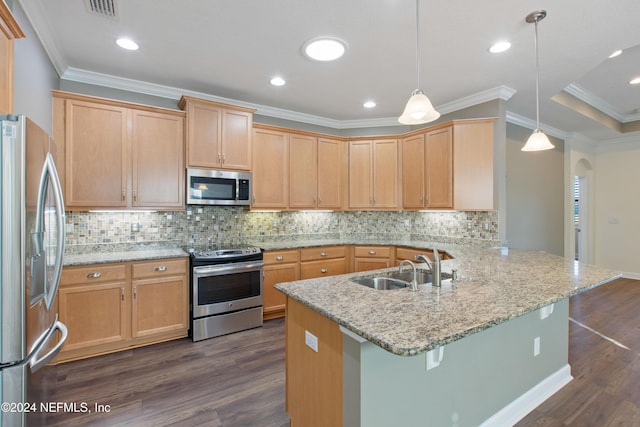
[{"x1": 305, "y1": 330, "x2": 318, "y2": 352}]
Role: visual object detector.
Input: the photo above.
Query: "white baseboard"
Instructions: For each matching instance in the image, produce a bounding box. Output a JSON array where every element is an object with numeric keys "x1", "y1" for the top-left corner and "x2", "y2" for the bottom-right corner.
[
  {"x1": 622, "y1": 272, "x2": 640, "y2": 280},
  {"x1": 479, "y1": 364, "x2": 573, "y2": 427}
]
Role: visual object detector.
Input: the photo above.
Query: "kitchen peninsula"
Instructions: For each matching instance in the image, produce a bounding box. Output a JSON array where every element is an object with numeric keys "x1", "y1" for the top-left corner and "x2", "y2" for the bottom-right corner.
[{"x1": 275, "y1": 245, "x2": 620, "y2": 427}]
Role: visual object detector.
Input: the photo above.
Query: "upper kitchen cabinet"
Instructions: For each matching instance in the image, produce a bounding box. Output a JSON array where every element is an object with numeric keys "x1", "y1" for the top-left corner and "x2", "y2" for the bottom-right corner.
[
  {"x1": 53, "y1": 91, "x2": 185, "y2": 210},
  {"x1": 252, "y1": 126, "x2": 289, "y2": 209},
  {"x1": 402, "y1": 119, "x2": 494, "y2": 211},
  {"x1": 349, "y1": 138, "x2": 399, "y2": 209},
  {"x1": 289, "y1": 135, "x2": 344, "y2": 210},
  {"x1": 0, "y1": 3, "x2": 24, "y2": 114},
  {"x1": 179, "y1": 95, "x2": 256, "y2": 171}
]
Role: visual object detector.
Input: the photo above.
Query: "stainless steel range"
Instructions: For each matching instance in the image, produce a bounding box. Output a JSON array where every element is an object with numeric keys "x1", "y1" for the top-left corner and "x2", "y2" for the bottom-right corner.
[{"x1": 190, "y1": 246, "x2": 263, "y2": 342}]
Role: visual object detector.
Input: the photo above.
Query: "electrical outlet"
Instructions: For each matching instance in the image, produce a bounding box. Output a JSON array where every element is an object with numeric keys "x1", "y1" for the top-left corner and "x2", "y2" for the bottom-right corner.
[
  {"x1": 404, "y1": 219, "x2": 411, "y2": 227},
  {"x1": 534, "y1": 337, "x2": 540, "y2": 356},
  {"x1": 484, "y1": 221, "x2": 490, "y2": 230},
  {"x1": 467, "y1": 221, "x2": 472, "y2": 229},
  {"x1": 131, "y1": 223, "x2": 140, "y2": 232},
  {"x1": 305, "y1": 330, "x2": 318, "y2": 352}
]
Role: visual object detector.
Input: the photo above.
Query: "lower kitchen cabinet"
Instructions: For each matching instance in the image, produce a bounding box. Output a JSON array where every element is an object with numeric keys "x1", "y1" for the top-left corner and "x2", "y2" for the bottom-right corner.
[
  {"x1": 263, "y1": 250, "x2": 300, "y2": 320},
  {"x1": 56, "y1": 257, "x2": 188, "y2": 363},
  {"x1": 299, "y1": 246, "x2": 348, "y2": 279},
  {"x1": 353, "y1": 245, "x2": 393, "y2": 272}
]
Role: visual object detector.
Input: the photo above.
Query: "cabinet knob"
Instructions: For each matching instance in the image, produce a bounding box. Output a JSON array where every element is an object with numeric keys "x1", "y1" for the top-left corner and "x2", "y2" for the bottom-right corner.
[
  {"x1": 276, "y1": 256, "x2": 284, "y2": 261},
  {"x1": 87, "y1": 272, "x2": 102, "y2": 279},
  {"x1": 320, "y1": 268, "x2": 328, "y2": 273},
  {"x1": 155, "y1": 266, "x2": 167, "y2": 272},
  {"x1": 320, "y1": 252, "x2": 328, "y2": 257},
  {"x1": 368, "y1": 250, "x2": 376, "y2": 255}
]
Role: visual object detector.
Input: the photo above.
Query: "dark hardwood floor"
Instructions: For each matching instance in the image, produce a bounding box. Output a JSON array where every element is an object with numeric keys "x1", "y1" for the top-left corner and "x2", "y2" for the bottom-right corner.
[{"x1": 42, "y1": 278, "x2": 639, "y2": 426}]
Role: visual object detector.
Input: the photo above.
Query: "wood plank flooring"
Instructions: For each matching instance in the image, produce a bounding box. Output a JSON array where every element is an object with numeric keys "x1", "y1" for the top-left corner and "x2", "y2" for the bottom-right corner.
[{"x1": 41, "y1": 277, "x2": 639, "y2": 426}]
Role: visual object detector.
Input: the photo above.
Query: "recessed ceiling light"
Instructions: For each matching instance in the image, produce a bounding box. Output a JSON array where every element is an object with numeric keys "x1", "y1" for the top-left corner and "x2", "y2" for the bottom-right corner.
[
  {"x1": 608, "y1": 49, "x2": 623, "y2": 58},
  {"x1": 489, "y1": 41, "x2": 511, "y2": 54},
  {"x1": 363, "y1": 101, "x2": 376, "y2": 109},
  {"x1": 270, "y1": 76, "x2": 286, "y2": 86},
  {"x1": 302, "y1": 37, "x2": 347, "y2": 61},
  {"x1": 630, "y1": 76, "x2": 640, "y2": 85},
  {"x1": 116, "y1": 37, "x2": 139, "y2": 50}
]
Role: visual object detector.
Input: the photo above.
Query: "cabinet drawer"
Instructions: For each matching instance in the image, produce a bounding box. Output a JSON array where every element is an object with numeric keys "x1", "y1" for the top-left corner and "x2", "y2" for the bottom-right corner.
[
  {"x1": 396, "y1": 247, "x2": 432, "y2": 262},
  {"x1": 132, "y1": 258, "x2": 188, "y2": 279},
  {"x1": 299, "y1": 246, "x2": 346, "y2": 261},
  {"x1": 264, "y1": 249, "x2": 300, "y2": 265},
  {"x1": 61, "y1": 264, "x2": 127, "y2": 286},
  {"x1": 354, "y1": 246, "x2": 391, "y2": 258},
  {"x1": 300, "y1": 258, "x2": 347, "y2": 279}
]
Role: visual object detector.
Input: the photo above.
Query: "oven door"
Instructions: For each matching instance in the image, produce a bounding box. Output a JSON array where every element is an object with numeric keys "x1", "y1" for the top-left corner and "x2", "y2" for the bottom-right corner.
[{"x1": 192, "y1": 260, "x2": 263, "y2": 318}]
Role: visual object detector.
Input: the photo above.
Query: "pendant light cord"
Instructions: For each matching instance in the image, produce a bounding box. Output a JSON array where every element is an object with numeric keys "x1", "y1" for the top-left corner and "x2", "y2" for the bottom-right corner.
[
  {"x1": 415, "y1": 0, "x2": 420, "y2": 89},
  {"x1": 534, "y1": 19, "x2": 540, "y2": 130}
]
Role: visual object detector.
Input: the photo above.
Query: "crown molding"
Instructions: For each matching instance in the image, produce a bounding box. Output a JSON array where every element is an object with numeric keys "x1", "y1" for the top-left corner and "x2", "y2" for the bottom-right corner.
[
  {"x1": 564, "y1": 83, "x2": 640, "y2": 123},
  {"x1": 505, "y1": 111, "x2": 571, "y2": 141},
  {"x1": 16, "y1": 0, "x2": 67, "y2": 76},
  {"x1": 596, "y1": 133, "x2": 640, "y2": 153},
  {"x1": 61, "y1": 67, "x2": 517, "y2": 129}
]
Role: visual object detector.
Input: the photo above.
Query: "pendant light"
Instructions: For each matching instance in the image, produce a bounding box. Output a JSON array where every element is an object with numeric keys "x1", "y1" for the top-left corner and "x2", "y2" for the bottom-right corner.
[
  {"x1": 521, "y1": 10, "x2": 555, "y2": 151},
  {"x1": 398, "y1": 0, "x2": 440, "y2": 125}
]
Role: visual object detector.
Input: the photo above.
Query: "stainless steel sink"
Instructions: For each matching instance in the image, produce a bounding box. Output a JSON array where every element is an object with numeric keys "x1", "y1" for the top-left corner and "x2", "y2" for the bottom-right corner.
[
  {"x1": 350, "y1": 269, "x2": 452, "y2": 290},
  {"x1": 350, "y1": 276, "x2": 410, "y2": 290}
]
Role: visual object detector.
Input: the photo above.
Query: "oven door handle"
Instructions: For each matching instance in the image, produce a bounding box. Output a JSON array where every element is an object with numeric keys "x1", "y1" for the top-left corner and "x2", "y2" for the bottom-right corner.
[{"x1": 193, "y1": 261, "x2": 264, "y2": 276}]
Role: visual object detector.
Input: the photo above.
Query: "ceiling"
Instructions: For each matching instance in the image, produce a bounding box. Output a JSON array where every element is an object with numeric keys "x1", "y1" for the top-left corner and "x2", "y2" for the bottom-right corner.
[{"x1": 18, "y1": 0, "x2": 640, "y2": 143}]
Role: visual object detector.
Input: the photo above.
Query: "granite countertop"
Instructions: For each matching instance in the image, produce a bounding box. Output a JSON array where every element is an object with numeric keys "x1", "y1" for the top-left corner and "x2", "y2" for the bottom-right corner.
[
  {"x1": 64, "y1": 244, "x2": 189, "y2": 266},
  {"x1": 275, "y1": 245, "x2": 621, "y2": 357}
]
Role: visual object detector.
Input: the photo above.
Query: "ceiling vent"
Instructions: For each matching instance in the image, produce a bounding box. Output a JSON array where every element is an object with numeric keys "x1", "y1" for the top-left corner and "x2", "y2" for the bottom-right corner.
[{"x1": 85, "y1": 0, "x2": 119, "y2": 20}]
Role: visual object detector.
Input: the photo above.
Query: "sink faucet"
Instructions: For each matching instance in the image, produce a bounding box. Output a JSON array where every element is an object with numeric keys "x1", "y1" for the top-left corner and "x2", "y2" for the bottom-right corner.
[
  {"x1": 398, "y1": 260, "x2": 418, "y2": 291},
  {"x1": 415, "y1": 250, "x2": 442, "y2": 287}
]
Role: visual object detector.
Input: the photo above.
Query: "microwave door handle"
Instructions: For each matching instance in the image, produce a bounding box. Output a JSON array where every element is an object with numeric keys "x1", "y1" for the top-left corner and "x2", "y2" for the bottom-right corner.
[
  {"x1": 236, "y1": 179, "x2": 239, "y2": 201},
  {"x1": 38, "y1": 154, "x2": 66, "y2": 310}
]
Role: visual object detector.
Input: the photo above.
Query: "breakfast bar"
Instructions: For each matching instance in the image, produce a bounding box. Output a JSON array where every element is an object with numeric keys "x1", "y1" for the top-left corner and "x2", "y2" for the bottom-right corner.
[{"x1": 275, "y1": 245, "x2": 621, "y2": 427}]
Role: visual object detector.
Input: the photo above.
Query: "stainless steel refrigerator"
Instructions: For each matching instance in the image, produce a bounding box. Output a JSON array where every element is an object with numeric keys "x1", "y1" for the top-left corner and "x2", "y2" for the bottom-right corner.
[{"x1": 1, "y1": 115, "x2": 68, "y2": 426}]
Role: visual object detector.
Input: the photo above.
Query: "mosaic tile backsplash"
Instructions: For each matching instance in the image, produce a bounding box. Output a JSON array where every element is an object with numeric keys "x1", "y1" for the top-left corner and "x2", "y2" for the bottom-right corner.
[{"x1": 64, "y1": 208, "x2": 498, "y2": 252}]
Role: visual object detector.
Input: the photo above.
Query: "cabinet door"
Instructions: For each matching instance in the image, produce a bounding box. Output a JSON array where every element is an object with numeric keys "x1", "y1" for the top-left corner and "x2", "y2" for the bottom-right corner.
[
  {"x1": 372, "y1": 139, "x2": 399, "y2": 208},
  {"x1": 59, "y1": 282, "x2": 129, "y2": 351},
  {"x1": 402, "y1": 134, "x2": 426, "y2": 208},
  {"x1": 131, "y1": 110, "x2": 185, "y2": 208},
  {"x1": 252, "y1": 128, "x2": 289, "y2": 208},
  {"x1": 317, "y1": 138, "x2": 343, "y2": 209},
  {"x1": 453, "y1": 121, "x2": 494, "y2": 210},
  {"x1": 289, "y1": 134, "x2": 317, "y2": 208},
  {"x1": 348, "y1": 140, "x2": 372, "y2": 208},
  {"x1": 263, "y1": 263, "x2": 299, "y2": 320},
  {"x1": 220, "y1": 109, "x2": 252, "y2": 170},
  {"x1": 425, "y1": 127, "x2": 453, "y2": 208},
  {"x1": 185, "y1": 101, "x2": 221, "y2": 168},
  {"x1": 131, "y1": 275, "x2": 188, "y2": 338},
  {"x1": 64, "y1": 100, "x2": 129, "y2": 207}
]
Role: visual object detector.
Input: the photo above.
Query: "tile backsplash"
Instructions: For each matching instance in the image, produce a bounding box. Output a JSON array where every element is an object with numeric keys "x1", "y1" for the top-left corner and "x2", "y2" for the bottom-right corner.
[{"x1": 65, "y1": 208, "x2": 498, "y2": 251}]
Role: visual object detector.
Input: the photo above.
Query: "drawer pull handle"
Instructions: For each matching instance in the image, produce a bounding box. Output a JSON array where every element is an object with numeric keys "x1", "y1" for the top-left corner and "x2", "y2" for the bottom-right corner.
[
  {"x1": 320, "y1": 252, "x2": 328, "y2": 257},
  {"x1": 276, "y1": 256, "x2": 284, "y2": 261},
  {"x1": 155, "y1": 266, "x2": 167, "y2": 272},
  {"x1": 320, "y1": 268, "x2": 328, "y2": 273},
  {"x1": 87, "y1": 272, "x2": 102, "y2": 279},
  {"x1": 368, "y1": 250, "x2": 376, "y2": 255}
]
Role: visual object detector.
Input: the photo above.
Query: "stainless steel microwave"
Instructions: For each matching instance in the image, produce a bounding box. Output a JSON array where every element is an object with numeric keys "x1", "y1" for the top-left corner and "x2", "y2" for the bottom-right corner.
[{"x1": 186, "y1": 168, "x2": 251, "y2": 206}]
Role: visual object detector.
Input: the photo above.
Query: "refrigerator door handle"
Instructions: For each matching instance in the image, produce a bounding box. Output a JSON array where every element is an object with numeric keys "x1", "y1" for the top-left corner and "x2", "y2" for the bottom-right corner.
[
  {"x1": 29, "y1": 320, "x2": 68, "y2": 373},
  {"x1": 35, "y1": 153, "x2": 66, "y2": 310}
]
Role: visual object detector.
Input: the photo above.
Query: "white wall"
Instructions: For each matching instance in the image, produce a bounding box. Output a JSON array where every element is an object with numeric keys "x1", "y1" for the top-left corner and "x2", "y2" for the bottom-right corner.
[
  {"x1": 505, "y1": 123, "x2": 565, "y2": 256},
  {"x1": 594, "y1": 137, "x2": 640, "y2": 277}
]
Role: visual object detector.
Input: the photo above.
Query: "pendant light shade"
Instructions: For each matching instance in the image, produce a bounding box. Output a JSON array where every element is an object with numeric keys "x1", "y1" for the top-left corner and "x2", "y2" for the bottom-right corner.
[
  {"x1": 521, "y1": 10, "x2": 554, "y2": 152},
  {"x1": 398, "y1": 0, "x2": 440, "y2": 125}
]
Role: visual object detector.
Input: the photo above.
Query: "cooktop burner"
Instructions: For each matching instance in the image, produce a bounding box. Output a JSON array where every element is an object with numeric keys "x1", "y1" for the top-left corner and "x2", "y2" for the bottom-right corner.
[{"x1": 191, "y1": 246, "x2": 262, "y2": 262}]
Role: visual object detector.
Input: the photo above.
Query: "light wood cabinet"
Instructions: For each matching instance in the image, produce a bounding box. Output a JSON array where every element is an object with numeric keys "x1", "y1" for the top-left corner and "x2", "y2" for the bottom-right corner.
[
  {"x1": 131, "y1": 259, "x2": 189, "y2": 338},
  {"x1": 299, "y1": 246, "x2": 347, "y2": 279},
  {"x1": 252, "y1": 127, "x2": 289, "y2": 208},
  {"x1": 263, "y1": 250, "x2": 300, "y2": 320},
  {"x1": 179, "y1": 96, "x2": 255, "y2": 170},
  {"x1": 349, "y1": 139, "x2": 399, "y2": 209},
  {"x1": 57, "y1": 258, "x2": 189, "y2": 363},
  {"x1": 53, "y1": 91, "x2": 185, "y2": 211},
  {"x1": 402, "y1": 119, "x2": 494, "y2": 210},
  {"x1": 0, "y1": 3, "x2": 25, "y2": 114},
  {"x1": 353, "y1": 245, "x2": 393, "y2": 272},
  {"x1": 289, "y1": 135, "x2": 344, "y2": 209}
]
